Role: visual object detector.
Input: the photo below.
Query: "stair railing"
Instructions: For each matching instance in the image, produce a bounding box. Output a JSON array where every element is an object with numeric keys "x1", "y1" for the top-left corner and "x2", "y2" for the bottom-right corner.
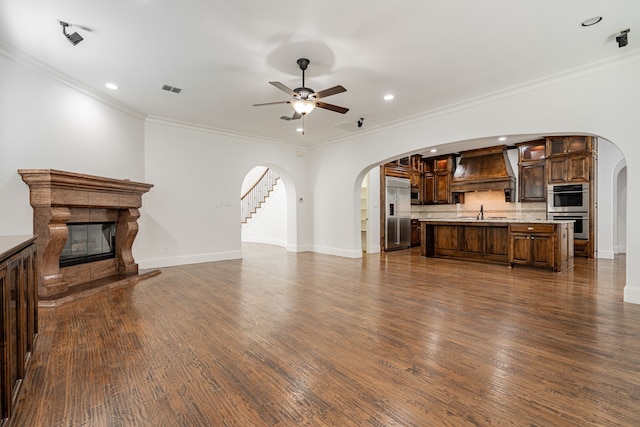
[{"x1": 241, "y1": 168, "x2": 280, "y2": 224}]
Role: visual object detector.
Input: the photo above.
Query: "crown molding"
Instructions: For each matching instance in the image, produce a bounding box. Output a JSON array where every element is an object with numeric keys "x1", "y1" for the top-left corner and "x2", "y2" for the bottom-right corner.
[
  {"x1": 144, "y1": 115, "x2": 309, "y2": 150},
  {"x1": 0, "y1": 41, "x2": 146, "y2": 120},
  {"x1": 311, "y1": 50, "x2": 640, "y2": 151}
]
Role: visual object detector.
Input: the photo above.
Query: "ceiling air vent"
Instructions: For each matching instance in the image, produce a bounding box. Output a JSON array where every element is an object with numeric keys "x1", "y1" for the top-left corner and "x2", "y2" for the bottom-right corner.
[{"x1": 161, "y1": 84, "x2": 184, "y2": 94}]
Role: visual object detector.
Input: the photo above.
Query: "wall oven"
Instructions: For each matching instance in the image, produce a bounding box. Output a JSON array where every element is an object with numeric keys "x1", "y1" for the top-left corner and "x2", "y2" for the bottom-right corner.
[
  {"x1": 548, "y1": 212, "x2": 589, "y2": 240},
  {"x1": 547, "y1": 183, "x2": 589, "y2": 213}
]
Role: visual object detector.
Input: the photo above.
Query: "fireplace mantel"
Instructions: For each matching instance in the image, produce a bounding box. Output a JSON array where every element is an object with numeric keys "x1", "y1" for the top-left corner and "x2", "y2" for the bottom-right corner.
[{"x1": 19, "y1": 169, "x2": 154, "y2": 301}]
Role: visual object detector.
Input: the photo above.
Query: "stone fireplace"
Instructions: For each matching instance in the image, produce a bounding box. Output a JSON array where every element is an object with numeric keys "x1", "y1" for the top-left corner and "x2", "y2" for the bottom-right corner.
[{"x1": 19, "y1": 169, "x2": 157, "y2": 305}]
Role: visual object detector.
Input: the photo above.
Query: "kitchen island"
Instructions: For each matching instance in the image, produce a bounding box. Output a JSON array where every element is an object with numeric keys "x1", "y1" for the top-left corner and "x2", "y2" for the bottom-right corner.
[{"x1": 419, "y1": 218, "x2": 574, "y2": 272}]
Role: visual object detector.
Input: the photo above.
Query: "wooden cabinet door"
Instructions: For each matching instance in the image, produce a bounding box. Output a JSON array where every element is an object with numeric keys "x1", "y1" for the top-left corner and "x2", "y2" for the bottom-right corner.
[
  {"x1": 531, "y1": 234, "x2": 554, "y2": 268},
  {"x1": 567, "y1": 136, "x2": 590, "y2": 153},
  {"x1": 434, "y1": 225, "x2": 458, "y2": 256},
  {"x1": 0, "y1": 262, "x2": 8, "y2": 422},
  {"x1": 423, "y1": 173, "x2": 435, "y2": 205},
  {"x1": 547, "y1": 157, "x2": 566, "y2": 184},
  {"x1": 510, "y1": 233, "x2": 530, "y2": 265},
  {"x1": 566, "y1": 153, "x2": 589, "y2": 182},
  {"x1": 519, "y1": 162, "x2": 546, "y2": 202},
  {"x1": 410, "y1": 171, "x2": 421, "y2": 187},
  {"x1": 486, "y1": 227, "x2": 509, "y2": 257},
  {"x1": 7, "y1": 255, "x2": 25, "y2": 412},
  {"x1": 459, "y1": 226, "x2": 484, "y2": 253},
  {"x1": 434, "y1": 172, "x2": 450, "y2": 204}
]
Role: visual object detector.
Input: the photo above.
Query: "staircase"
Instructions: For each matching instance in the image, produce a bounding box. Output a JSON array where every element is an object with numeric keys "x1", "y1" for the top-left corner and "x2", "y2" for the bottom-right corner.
[{"x1": 241, "y1": 168, "x2": 280, "y2": 224}]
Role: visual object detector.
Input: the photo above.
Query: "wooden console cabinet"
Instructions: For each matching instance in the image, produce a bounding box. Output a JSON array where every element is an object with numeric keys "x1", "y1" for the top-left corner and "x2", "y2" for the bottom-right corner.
[{"x1": 0, "y1": 236, "x2": 38, "y2": 426}]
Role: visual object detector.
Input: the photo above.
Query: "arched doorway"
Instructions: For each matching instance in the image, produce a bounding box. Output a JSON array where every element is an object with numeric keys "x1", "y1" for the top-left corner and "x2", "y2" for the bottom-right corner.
[{"x1": 240, "y1": 165, "x2": 298, "y2": 251}]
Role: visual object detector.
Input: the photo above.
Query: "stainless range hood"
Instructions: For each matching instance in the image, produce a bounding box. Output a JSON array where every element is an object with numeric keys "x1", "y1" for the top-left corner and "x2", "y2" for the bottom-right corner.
[{"x1": 451, "y1": 145, "x2": 516, "y2": 201}]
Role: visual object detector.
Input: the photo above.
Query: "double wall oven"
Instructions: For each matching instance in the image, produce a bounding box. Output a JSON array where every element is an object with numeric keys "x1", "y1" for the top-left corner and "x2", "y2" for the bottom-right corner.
[{"x1": 547, "y1": 183, "x2": 589, "y2": 239}]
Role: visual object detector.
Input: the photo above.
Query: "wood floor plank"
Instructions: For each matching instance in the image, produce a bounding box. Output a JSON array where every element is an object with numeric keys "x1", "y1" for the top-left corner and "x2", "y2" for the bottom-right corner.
[{"x1": 11, "y1": 245, "x2": 640, "y2": 426}]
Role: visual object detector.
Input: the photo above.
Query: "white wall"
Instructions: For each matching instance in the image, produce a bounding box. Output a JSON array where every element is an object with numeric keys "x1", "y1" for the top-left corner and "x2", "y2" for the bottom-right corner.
[
  {"x1": 139, "y1": 120, "x2": 311, "y2": 268},
  {"x1": 597, "y1": 139, "x2": 625, "y2": 259},
  {"x1": 308, "y1": 53, "x2": 640, "y2": 303},
  {"x1": 616, "y1": 167, "x2": 627, "y2": 254},
  {"x1": 0, "y1": 52, "x2": 145, "y2": 236},
  {"x1": 241, "y1": 179, "x2": 288, "y2": 247}
]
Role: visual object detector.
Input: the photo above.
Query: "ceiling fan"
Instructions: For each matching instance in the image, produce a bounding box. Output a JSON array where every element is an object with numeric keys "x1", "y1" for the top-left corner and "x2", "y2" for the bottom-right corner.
[{"x1": 253, "y1": 58, "x2": 349, "y2": 121}]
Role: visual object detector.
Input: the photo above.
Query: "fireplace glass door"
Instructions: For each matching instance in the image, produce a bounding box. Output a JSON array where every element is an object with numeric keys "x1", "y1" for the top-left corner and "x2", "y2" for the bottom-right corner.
[{"x1": 60, "y1": 223, "x2": 116, "y2": 267}]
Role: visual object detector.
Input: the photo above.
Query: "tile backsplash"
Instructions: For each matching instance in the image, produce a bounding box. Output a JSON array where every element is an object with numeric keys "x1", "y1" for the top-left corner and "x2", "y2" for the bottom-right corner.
[{"x1": 411, "y1": 191, "x2": 547, "y2": 220}]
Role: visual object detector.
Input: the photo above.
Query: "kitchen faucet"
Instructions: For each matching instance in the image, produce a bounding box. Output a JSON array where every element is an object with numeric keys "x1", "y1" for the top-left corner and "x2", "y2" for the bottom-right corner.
[{"x1": 477, "y1": 204, "x2": 484, "y2": 220}]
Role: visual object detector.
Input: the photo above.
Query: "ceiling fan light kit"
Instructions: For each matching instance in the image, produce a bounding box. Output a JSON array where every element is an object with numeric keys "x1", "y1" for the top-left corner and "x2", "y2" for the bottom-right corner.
[
  {"x1": 253, "y1": 57, "x2": 349, "y2": 132},
  {"x1": 292, "y1": 99, "x2": 315, "y2": 115}
]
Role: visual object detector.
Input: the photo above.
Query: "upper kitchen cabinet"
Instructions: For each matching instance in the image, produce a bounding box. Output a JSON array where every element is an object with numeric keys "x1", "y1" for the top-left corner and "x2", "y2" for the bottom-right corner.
[
  {"x1": 423, "y1": 155, "x2": 455, "y2": 205},
  {"x1": 517, "y1": 140, "x2": 546, "y2": 202},
  {"x1": 546, "y1": 136, "x2": 593, "y2": 184}
]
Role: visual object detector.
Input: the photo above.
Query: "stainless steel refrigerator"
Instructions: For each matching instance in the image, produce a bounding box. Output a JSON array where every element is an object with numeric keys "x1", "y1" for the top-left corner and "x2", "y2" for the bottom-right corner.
[{"x1": 385, "y1": 176, "x2": 411, "y2": 251}]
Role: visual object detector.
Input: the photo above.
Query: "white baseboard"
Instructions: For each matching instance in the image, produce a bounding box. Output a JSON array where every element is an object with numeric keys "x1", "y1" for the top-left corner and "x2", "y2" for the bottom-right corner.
[
  {"x1": 139, "y1": 250, "x2": 243, "y2": 269},
  {"x1": 597, "y1": 249, "x2": 615, "y2": 259},
  {"x1": 241, "y1": 236, "x2": 287, "y2": 247},
  {"x1": 624, "y1": 286, "x2": 640, "y2": 305},
  {"x1": 312, "y1": 245, "x2": 363, "y2": 258}
]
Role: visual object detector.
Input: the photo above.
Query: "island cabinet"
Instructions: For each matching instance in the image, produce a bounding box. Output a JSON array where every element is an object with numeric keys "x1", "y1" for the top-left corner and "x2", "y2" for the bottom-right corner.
[
  {"x1": 0, "y1": 236, "x2": 38, "y2": 426},
  {"x1": 421, "y1": 221, "x2": 509, "y2": 264},
  {"x1": 420, "y1": 220, "x2": 574, "y2": 272},
  {"x1": 509, "y1": 223, "x2": 574, "y2": 272}
]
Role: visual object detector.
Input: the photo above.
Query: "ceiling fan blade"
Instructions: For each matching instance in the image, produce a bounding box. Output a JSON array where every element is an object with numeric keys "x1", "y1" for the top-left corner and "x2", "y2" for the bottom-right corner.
[
  {"x1": 312, "y1": 85, "x2": 346, "y2": 99},
  {"x1": 269, "y1": 81, "x2": 297, "y2": 97},
  {"x1": 315, "y1": 101, "x2": 349, "y2": 114},
  {"x1": 253, "y1": 100, "x2": 291, "y2": 107}
]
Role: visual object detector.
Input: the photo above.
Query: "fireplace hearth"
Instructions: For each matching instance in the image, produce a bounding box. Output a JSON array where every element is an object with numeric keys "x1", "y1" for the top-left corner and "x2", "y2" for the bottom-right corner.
[{"x1": 19, "y1": 169, "x2": 159, "y2": 305}]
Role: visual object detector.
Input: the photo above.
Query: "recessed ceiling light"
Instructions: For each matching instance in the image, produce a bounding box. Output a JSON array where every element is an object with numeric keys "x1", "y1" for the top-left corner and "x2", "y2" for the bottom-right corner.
[
  {"x1": 384, "y1": 94, "x2": 394, "y2": 101},
  {"x1": 498, "y1": 136, "x2": 507, "y2": 141},
  {"x1": 581, "y1": 16, "x2": 603, "y2": 27},
  {"x1": 105, "y1": 82, "x2": 119, "y2": 90},
  {"x1": 430, "y1": 149, "x2": 437, "y2": 153}
]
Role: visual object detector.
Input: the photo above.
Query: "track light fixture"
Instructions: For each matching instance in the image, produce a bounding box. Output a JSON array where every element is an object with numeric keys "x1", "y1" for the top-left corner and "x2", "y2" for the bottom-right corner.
[
  {"x1": 59, "y1": 21, "x2": 83, "y2": 46},
  {"x1": 616, "y1": 29, "x2": 630, "y2": 48},
  {"x1": 357, "y1": 118, "x2": 364, "y2": 128}
]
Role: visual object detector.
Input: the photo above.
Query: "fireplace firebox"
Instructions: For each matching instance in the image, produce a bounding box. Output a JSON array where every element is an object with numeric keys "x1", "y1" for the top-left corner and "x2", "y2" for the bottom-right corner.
[{"x1": 60, "y1": 222, "x2": 116, "y2": 267}]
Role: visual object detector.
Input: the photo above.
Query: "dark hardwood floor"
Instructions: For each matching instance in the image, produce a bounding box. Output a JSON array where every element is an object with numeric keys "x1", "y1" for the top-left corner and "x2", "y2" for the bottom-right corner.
[{"x1": 13, "y1": 245, "x2": 640, "y2": 426}]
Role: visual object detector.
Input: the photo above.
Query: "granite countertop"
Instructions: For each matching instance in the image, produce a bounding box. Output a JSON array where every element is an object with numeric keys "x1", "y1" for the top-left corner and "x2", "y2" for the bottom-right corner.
[{"x1": 418, "y1": 218, "x2": 574, "y2": 224}]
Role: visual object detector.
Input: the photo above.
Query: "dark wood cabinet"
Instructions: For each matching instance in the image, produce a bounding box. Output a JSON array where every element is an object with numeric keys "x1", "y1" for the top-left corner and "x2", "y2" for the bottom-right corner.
[
  {"x1": 421, "y1": 220, "x2": 573, "y2": 272},
  {"x1": 509, "y1": 223, "x2": 573, "y2": 271},
  {"x1": 546, "y1": 136, "x2": 592, "y2": 184},
  {"x1": 0, "y1": 236, "x2": 38, "y2": 426},
  {"x1": 410, "y1": 219, "x2": 421, "y2": 247},
  {"x1": 423, "y1": 155, "x2": 455, "y2": 205},
  {"x1": 426, "y1": 222, "x2": 509, "y2": 264},
  {"x1": 517, "y1": 140, "x2": 546, "y2": 202}
]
